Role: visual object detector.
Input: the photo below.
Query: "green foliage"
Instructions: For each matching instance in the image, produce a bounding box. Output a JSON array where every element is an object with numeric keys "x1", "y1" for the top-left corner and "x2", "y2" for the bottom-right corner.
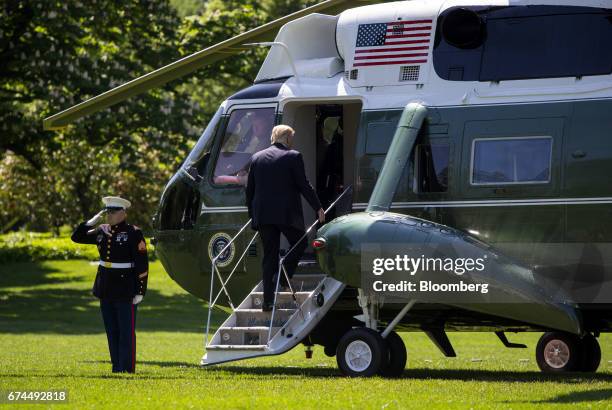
[
  {"x1": 0, "y1": 0, "x2": 317, "y2": 234},
  {"x1": 0, "y1": 230, "x2": 157, "y2": 263},
  {"x1": 0, "y1": 0, "x2": 204, "y2": 232}
]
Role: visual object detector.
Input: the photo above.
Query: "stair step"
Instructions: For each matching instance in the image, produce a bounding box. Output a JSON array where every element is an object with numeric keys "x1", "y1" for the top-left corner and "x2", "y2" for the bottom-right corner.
[
  {"x1": 215, "y1": 326, "x2": 281, "y2": 346},
  {"x1": 202, "y1": 275, "x2": 347, "y2": 366},
  {"x1": 249, "y1": 292, "x2": 309, "y2": 309},
  {"x1": 206, "y1": 344, "x2": 267, "y2": 351},
  {"x1": 288, "y1": 274, "x2": 326, "y2": 292},
  {"x1": 253, "y1": 281, "x2": 321, "y2": 292},
  {"x1": 219, "y1": 326, "x2": 278, "y2": 331},
  {"x1": 291, "y1": 273, "x2": 326, "y2": 279},
  {"x1": 234, "y1": 309, "x2": 296, "y2": 327},
  {"x1": 298, "y1": 259, "x2": 318, "y2": 268}
]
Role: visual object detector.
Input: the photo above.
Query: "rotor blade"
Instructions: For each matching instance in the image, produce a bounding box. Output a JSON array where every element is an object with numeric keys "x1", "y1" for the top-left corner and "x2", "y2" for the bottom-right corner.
[{"x1": 43, "y1": 0, "x2": 377, "y2": 130}]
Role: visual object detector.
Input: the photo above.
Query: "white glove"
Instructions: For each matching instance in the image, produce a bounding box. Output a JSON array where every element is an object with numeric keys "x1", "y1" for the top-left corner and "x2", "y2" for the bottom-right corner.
[
  {"x1": 132, "y1": 294, "x2": 143, "y2": 305},
  {"x1": 86, "y1": 210, "x2": 106, "y2": 226},
  {"x1": 98, "y1": 223, "x2": 112, "y2": 237}
]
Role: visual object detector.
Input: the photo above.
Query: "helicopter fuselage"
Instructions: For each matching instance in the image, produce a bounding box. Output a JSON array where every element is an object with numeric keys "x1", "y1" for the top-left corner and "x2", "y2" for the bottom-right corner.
[{"x1": 152, "y1": 1, "x2": 612, "y2": 334}]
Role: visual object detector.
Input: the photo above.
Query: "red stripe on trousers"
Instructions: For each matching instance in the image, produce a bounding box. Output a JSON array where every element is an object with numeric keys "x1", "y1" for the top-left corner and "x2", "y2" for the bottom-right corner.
[{"x1": 131, "y1": 304, "x2": 135, "y2": 372}]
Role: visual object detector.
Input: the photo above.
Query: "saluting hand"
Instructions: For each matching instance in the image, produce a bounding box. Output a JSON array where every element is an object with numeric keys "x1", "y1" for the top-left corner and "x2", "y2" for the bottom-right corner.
[
  {"x1": 98, "y1": 223, "x2": 112, "y2": 237},
  {"x1": 86, "y1": 209, "x2": 106, "y2": 226}
]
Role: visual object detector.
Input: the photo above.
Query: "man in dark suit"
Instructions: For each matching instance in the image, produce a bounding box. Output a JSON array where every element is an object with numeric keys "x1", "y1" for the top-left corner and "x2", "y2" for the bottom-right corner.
[{"x1": 246, "y1": 124, "x2": 325, "y2": 311}]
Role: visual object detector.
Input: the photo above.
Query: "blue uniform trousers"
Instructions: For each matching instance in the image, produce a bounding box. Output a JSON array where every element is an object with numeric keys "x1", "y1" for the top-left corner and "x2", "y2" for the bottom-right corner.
[{"x1": 100, "y1": 299, "x2": 137, "y2": 373}]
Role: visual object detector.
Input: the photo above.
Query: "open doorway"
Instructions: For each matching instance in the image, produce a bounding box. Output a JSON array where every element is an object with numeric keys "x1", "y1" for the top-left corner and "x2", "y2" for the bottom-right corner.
[{"x1": 281, "y1": 99, "x2": 362, "y2": 258}]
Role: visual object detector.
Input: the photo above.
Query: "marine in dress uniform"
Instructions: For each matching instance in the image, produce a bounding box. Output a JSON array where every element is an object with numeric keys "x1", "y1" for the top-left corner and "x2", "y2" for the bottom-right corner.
[{"x1": 71, "y1": 196, "x2": 149, "y2": 373}]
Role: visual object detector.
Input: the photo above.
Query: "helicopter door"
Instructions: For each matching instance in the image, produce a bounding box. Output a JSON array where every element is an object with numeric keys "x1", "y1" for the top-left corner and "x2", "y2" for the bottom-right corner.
[
  {"x1": 315, "y1": 105, "x2": 345, "y2": 221},
  {"x1": 281, "y1": 100, "x2": 362, "y2": 259},
  {"x1": 198, "y1": 103, "x2": 278, "y2": 278}
]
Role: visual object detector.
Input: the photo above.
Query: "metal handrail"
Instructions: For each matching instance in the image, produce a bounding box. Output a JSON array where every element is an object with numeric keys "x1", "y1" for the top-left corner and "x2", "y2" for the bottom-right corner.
[
  {"x1": 267, "y1": 185, "x2": 353, "y2": 342},
  {"x1": 203, "y1": 185, "x2": 353, "y2": 350},
  {"x1": 204, "y1": 218, "x2": 257, "y2": 348}
]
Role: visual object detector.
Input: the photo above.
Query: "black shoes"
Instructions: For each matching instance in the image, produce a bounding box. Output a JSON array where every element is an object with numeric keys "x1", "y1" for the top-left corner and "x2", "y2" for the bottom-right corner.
[{"x1": 261, "y1": 302, "x2": 274, "y2": 312}]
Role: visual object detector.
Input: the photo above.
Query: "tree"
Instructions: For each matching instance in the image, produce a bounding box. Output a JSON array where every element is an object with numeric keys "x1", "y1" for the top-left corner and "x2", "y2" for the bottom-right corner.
[
  {"x1": 0, "y1": 0, "x2": 315, "y2": 233},
  {"x1": 0, "y1": 0, "x2": 267, "y2": 233}
]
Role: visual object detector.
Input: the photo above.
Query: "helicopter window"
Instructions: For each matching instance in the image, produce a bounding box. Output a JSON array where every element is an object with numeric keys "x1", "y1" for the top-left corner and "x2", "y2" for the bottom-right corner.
[
  {"x1": 212, "y1": 107, "x2": 275, "y2": 186},
  {"x1": 364, "y1": 118, "x2": 415, "y2": 197},
  {"x1": 182, "y1": 106, "x2": 223, "y2": 176},
  {"x1": 471, "y1": 137, "x2": 552, "y2": 185},
  {"x1": 433, "y1": 5, "x2": 612, "y2": 81},
  {"x1": 416, "y1": 144, "x2": 449, "y2": 192},
  {"x1": 159, "y1": 182, "x2": 200, "y2": 230},
  {"x1": 365, "y1": 121, "x2": 395, "y2": 154}
]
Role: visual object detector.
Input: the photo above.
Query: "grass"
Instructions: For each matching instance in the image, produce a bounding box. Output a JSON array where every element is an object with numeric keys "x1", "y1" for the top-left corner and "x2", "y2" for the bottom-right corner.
[{"x1": 1, "y1": 260, "x2": 612, "y2": 409}]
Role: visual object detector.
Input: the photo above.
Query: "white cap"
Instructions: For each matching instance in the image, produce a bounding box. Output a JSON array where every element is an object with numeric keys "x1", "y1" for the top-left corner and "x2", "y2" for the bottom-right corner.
[{"x1": 102, "y1": 196, "x2": 131, "y2": 210}]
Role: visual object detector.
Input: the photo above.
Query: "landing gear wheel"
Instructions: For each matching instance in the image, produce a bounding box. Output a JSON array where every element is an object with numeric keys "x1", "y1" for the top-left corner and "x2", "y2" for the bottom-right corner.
[
  {"x1": 336, "y1": 328, "x2": 386, "y2": 377},
  {"x1": 536, "y1": 332, "x2": 582, "y2": 373},
  {"x1": 579, "y1": 333, "x2": 601, "y2": 373},
  {"x1": 379, "y1": 331, "x2": 407, "y2": 378},
  {"x1": 324, "y1": 344, "x2": 337, "y2": 357}
]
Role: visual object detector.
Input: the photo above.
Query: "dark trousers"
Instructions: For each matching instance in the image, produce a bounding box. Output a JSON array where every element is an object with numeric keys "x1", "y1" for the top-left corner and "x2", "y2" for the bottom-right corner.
[
  {"x1": 100, "y1": 299, "x2": 137, "y2": 373},
  {"x1": 258, "y1": 224, "x2": 307, "y2": 305}
]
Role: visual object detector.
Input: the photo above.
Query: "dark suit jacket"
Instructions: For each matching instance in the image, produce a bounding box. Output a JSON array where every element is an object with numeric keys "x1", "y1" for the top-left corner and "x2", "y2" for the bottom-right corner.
[{"x1": 246, "y1": 142, "x2": 322, "y2": 231}]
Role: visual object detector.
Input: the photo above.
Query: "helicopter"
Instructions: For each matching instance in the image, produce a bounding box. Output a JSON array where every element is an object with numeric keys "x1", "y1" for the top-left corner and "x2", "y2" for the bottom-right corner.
[{"x1": 44, "y1": 0, "x2": 612, "y2": 377}]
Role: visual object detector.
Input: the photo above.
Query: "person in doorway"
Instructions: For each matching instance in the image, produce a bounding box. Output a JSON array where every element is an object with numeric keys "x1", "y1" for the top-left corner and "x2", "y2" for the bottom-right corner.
[
  {"x1": 71, "y1": 196, "x2": 149, "y2": 373},
  {"x1": 245, "y1": 125, "x2": 325, "y2": 311},
  {"x1": 318, "y1": 117, "x2": 344, "y2": 217}
]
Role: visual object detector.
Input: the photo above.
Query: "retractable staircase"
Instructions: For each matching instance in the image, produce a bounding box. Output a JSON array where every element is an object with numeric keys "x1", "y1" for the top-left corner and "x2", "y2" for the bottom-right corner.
[
  {"x1": 201, "y1": 187, "x2": 352, "y2": 366},
  {"x1": 201, "y1": 272, "x2": 344, "y2": 365}
]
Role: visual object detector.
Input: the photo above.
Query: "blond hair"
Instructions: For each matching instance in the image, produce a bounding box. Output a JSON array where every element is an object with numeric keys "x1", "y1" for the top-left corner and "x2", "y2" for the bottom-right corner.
[{"x1": 270, "y1": 124, "x2": 294, "y2": 146}]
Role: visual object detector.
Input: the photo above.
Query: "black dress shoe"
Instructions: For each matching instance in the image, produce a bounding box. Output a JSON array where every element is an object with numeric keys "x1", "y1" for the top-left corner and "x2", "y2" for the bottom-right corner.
[{"x1": 261, "y1": 302, "x2": 274, "y2": 312}]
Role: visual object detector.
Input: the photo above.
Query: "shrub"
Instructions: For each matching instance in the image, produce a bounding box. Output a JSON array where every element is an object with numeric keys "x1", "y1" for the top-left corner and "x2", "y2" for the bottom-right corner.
[{"x1": 0, "y1": 231, "x2": 158, "y2": 263}]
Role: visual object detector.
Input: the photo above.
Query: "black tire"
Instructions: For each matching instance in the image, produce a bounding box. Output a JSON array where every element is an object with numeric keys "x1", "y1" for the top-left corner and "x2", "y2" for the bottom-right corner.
[
  {"x1": 324, "y1": 344, "x2": 337, "y2": 357},
  {"x1": 336, "y1": 328, "x2": 386, "y2": 377},
  {"x1": 536, "y1": 332, "x2": 583, "y2": 373},
  {"x1": 579, "y1": 333, "x2": 601, "y2": 373},
  {"x1": 379, "y1": 331, "x2": 407, "y2": 378}
]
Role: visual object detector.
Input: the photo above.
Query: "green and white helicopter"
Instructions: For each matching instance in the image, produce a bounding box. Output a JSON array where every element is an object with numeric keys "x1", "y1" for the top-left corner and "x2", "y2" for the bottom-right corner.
[{"x1": 45, "y1": 0, "x2": 612, "y2": 376}]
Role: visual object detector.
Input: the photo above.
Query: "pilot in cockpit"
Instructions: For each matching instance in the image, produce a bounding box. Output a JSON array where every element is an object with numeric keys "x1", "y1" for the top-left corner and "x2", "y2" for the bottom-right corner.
[{"x1": 214, "y1": 110, "x2": 274, "y2": 186}]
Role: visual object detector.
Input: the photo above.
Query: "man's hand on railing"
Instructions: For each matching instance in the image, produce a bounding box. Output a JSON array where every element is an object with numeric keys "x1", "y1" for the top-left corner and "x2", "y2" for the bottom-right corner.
[{"x1": 318, "y1": 208, "x2": 325, "y2": 224}]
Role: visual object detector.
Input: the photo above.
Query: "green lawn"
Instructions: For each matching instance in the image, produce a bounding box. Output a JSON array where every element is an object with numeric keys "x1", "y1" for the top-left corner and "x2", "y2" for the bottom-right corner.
[{"x1": 1, "y1": 260, "x2": 612, "y2": 409}]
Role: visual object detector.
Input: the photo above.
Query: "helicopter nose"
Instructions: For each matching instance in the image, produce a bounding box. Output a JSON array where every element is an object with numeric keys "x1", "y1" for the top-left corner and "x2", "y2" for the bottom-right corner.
[{"x1": 156, "y1": 171, "x2": 200, "y2": 231}]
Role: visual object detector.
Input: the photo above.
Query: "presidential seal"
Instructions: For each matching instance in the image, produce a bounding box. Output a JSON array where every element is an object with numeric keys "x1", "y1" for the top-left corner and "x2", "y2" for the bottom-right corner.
[{"x1": 208, "y1": 232, "x2": 235, "y2": 267}]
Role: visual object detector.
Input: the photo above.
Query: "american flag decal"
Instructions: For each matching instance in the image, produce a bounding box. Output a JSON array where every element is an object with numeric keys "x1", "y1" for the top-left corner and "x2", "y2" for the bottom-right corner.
[{"x1": 353, "y1": 19, "x2": 432, "y2": 67}]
